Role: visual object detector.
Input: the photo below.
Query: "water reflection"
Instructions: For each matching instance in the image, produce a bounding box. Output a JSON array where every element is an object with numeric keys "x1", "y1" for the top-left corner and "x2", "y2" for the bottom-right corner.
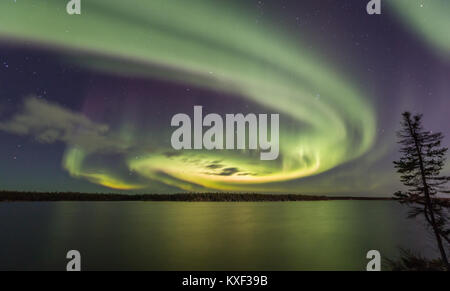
[{"x1": 0, "y1": 201, "x2": 435, "y2": 270}]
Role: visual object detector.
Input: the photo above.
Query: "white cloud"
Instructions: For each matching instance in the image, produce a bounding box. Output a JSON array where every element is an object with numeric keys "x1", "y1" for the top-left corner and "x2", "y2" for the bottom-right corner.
[{"x1": 0, "y1": 98, "x2": 129, "y2": 153}]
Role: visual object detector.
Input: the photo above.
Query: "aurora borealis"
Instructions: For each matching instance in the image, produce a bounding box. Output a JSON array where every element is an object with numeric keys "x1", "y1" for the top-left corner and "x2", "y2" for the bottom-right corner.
[{"x1": 0, "y1": 0, "x2": 449, "y2": 195}]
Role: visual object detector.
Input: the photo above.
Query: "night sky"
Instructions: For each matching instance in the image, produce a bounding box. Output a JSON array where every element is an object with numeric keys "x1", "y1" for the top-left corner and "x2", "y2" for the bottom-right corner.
[{"x1": 0, "y1": 0, "x2": 449, "y2": 196}]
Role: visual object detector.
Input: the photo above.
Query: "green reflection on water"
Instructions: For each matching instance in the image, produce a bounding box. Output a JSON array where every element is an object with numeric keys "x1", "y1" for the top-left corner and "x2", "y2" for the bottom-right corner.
[{"x1": 0, "y1": 201, "x2": 432, "y2": 270}]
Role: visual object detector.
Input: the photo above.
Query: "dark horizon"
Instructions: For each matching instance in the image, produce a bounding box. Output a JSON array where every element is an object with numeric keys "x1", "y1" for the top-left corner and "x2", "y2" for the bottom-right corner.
[{"x1": 0, "y1": 190, "x2": 397, "y2": 202}]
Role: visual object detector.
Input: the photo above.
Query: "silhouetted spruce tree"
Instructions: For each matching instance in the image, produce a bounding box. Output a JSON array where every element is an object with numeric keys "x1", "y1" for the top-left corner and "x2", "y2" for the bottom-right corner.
[{"x1": 394, "y1": 112, "x2": 450, "y2": 269}]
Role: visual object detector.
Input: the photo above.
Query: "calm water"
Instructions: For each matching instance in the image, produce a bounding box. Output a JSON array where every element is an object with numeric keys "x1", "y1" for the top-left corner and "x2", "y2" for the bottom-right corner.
[{"x1": 0, "y1": 201, "x2": 437, "y2": 270}]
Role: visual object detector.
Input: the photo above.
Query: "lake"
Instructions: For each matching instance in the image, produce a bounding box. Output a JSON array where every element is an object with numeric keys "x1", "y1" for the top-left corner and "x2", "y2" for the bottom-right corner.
[{"x1": 0, "y1": 201, "x2": 437, "y2": 270}]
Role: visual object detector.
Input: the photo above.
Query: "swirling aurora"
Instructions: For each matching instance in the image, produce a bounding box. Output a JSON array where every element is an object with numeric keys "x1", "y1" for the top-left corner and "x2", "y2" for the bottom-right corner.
[{"x1": 0, "y1": 0, "x2": 449, "y2": 195}]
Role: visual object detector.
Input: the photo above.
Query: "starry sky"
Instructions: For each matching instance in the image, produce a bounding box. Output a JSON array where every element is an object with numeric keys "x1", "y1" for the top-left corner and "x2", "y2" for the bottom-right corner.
[{"x1": 0, "y1": 0, "x2": 449, "y2": 196}]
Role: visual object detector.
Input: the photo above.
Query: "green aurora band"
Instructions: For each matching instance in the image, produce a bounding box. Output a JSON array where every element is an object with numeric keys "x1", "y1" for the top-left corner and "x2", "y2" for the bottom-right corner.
[
  {"x1": 388, "y1": 0, "x2": 450, "y2": 58},
  {"x1": 0, "y1": 0, "x2": 381, "y2": 192}
]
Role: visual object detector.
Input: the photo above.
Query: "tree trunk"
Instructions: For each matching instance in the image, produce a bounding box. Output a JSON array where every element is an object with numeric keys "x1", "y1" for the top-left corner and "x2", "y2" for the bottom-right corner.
[{"x1": 407, "y1": 118, "x2": 450, "y2": 270}]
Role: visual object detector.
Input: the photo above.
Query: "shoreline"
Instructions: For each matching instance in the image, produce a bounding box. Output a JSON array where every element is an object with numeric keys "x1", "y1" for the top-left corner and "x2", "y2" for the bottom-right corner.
[{"x1": 0, "y1": 191, "x2": 393, "y2": 202}]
